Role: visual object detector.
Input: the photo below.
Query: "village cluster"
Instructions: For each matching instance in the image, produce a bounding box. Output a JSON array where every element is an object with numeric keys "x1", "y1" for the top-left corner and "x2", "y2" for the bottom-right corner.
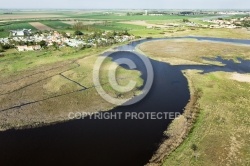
[
  {"x1": 0, "y1": 30, "x2": 135, "y2": 52},
  {"x1": 145, "y1": 17, "x2": 250, "y2": 29},
  {"x1": 203, "y1": 17, "x2": 250, "y2": 29}
]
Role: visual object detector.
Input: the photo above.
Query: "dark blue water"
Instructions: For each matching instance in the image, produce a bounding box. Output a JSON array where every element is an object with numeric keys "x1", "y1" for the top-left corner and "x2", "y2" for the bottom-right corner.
[{"x1": 1, "y1": 37, "x2": 250, "y2": 166}]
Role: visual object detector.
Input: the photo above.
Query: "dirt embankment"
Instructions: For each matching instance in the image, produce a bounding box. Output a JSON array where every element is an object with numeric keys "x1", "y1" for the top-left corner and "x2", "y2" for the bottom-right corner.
[{"x1": 146, "y1": 74, "x2": 202, "y2": 166}]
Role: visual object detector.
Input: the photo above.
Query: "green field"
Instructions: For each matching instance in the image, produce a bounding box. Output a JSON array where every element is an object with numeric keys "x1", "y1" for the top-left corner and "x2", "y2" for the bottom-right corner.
[
  {"x1": 92, "y1": 22, "x2": 145, "y2": 31},
  {"x1": 41, "y1": 21, "x2": 71, "y2": 30},
  {"x1": 0, "y1": 46, "x2": 106, "y2": 76},
  {"x1": 69, "y1": 13, "x2": 213, "y2": 20}
]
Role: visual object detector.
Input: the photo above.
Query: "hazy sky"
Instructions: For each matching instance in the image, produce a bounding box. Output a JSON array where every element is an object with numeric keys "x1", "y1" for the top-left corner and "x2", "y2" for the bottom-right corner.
[{"x1": 0, "y1": 0, "x2": 248, "y2": 9}]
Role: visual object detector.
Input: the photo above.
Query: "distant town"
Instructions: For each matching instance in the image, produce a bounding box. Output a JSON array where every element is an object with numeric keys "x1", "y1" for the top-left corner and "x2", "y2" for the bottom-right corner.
[{"x1": 0, "y1": 28, "x2": 135, "y2": 52}]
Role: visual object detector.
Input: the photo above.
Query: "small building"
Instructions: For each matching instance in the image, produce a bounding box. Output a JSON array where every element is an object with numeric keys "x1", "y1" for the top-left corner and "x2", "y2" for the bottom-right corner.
[{"x1": 10, "y1": 29, "x2": 32, "y2": 37}]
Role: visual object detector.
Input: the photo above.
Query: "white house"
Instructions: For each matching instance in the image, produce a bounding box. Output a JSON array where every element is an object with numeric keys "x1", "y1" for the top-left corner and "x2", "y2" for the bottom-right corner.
[{"x1": 10, "y1": 29, "x2": 32, "y2": 37}]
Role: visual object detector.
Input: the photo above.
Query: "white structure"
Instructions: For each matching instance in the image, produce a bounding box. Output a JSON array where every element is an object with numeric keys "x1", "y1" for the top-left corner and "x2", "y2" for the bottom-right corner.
[
  {"x1": 16, "y1": 45, "x2": 41, "y2": 52},
  {"x1": 10, "y1": 29, "x2": 32, "y2": 37},
  {"x1": 64, "y1": 39, "x2": 86, "y2": 47}
]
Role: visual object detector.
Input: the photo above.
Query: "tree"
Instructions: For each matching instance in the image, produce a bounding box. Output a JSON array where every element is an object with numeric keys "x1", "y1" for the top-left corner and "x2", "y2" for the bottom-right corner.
[
  {"x1": 74, "y1": 30, "x2": 83, "y2": 36},
  {"x1": 73, "y1": 22, "x2": 84, "y2": 31},
  {"x1": 191, "y1": 144, "x2": 198, "y2": 151},
  {"x1": 52, "y1": 42, "x2": 59, "y2": 50},
  {"x1": 242, "y1": 20, "x2": 250, "y2": 27},
  {"x1": 1, "y1": 43, "x2": 12, "y2": 49},
  {"x1": 123, "y1": 30, "x2": 129, "y2": 36},
  {"x1": 39, "y1": 40, "x2": 47, "y2": 48},
  {"x1": 112, "y1": 31, "x2": 117, "y2": 36},
  {"x1": 183, "y1": 19, "x2": 190, "y2": 23},
  {"x1": 103, "y1": 21, "x2": 109, "y2": 26},
  {"x1": 0, "y1": 44, "x2": 4, "y2": 52}
]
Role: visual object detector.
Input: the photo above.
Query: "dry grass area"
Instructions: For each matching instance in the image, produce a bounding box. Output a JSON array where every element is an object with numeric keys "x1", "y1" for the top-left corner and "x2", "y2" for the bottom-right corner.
[
  {"x1": 120, "y1": 21, "x2": 166, "y2": 28},
  {"x1": 138, "y1": 39, "x2": 250, "y2": 65},
  {"x1": 162, "y1": 71, "x2": 250, "y2": 166},
  {"x1": 0, "y1": 49, "x2": 142, "y2": 131},
  {"x1": 63, "y1": 21, "x2": 104, "y2": 25},
  {"x1": 29, "y1": 22, "x2": 54, "y2": 31},
  {"x1": 169, "y1": 28, "x2": 250, "y2": 39},
  {"x1": 139, "y1": 39, "x2": 250, "y2": 165}
]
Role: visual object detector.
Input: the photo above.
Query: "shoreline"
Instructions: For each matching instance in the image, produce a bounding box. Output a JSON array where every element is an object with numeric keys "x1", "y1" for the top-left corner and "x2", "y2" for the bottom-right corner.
[
  {"x1": 146, "y1": 71, "x2": 201, "y2": 166},
  {"x1": 135, "y1": 45, "x2": 201, "y2": 166}
]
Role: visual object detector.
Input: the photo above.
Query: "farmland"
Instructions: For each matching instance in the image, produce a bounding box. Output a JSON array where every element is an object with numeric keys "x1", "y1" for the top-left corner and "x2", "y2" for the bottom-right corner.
[
  {"x1": 70, "y1": 13, "x2": 213, "y2": 20},
  {"x1": 92, "y1": 22, "x2": 145, "y2": 31},
  {"x1": 1, "y1": 10, "x2": 249, "y2": 39},
  {"x1": 29, "y1": 22, "x2": 54, "y2": 31},
  {"x1": 0, "y1": 13, "x2": 65, "y2": 20},
  {"x1": 40, "y1": 21, "x2": 71, "y2": 30}
]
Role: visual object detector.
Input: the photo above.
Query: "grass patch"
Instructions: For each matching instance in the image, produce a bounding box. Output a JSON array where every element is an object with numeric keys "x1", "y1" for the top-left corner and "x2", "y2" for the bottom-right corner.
[
  {"x1": 41, "y1": 21, "x2": 71, "y2": 30},
  {"x1": 138, "y1": 39, "x2": 250, "y2": 165},
  {"x1": 163, "y1": 71, "x2": 250, "y2": 166},
  {"x1": 92, "y1": 22, "x2": 145, "y2": 31},
  {"x1": 170, "y1": 28, "x2": 250, "y2": 39},
  {"x1": 0, "y1": 42, "x2": 143, "y2": 131},
  {"x1": 0, "y1": 46, "x2": 108, "y2": 77}
]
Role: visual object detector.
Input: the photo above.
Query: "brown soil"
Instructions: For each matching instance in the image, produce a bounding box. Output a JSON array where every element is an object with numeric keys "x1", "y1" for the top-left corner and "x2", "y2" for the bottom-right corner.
[{"x1": 29, "y1": 22, "x2": 54, "y2": 31}]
